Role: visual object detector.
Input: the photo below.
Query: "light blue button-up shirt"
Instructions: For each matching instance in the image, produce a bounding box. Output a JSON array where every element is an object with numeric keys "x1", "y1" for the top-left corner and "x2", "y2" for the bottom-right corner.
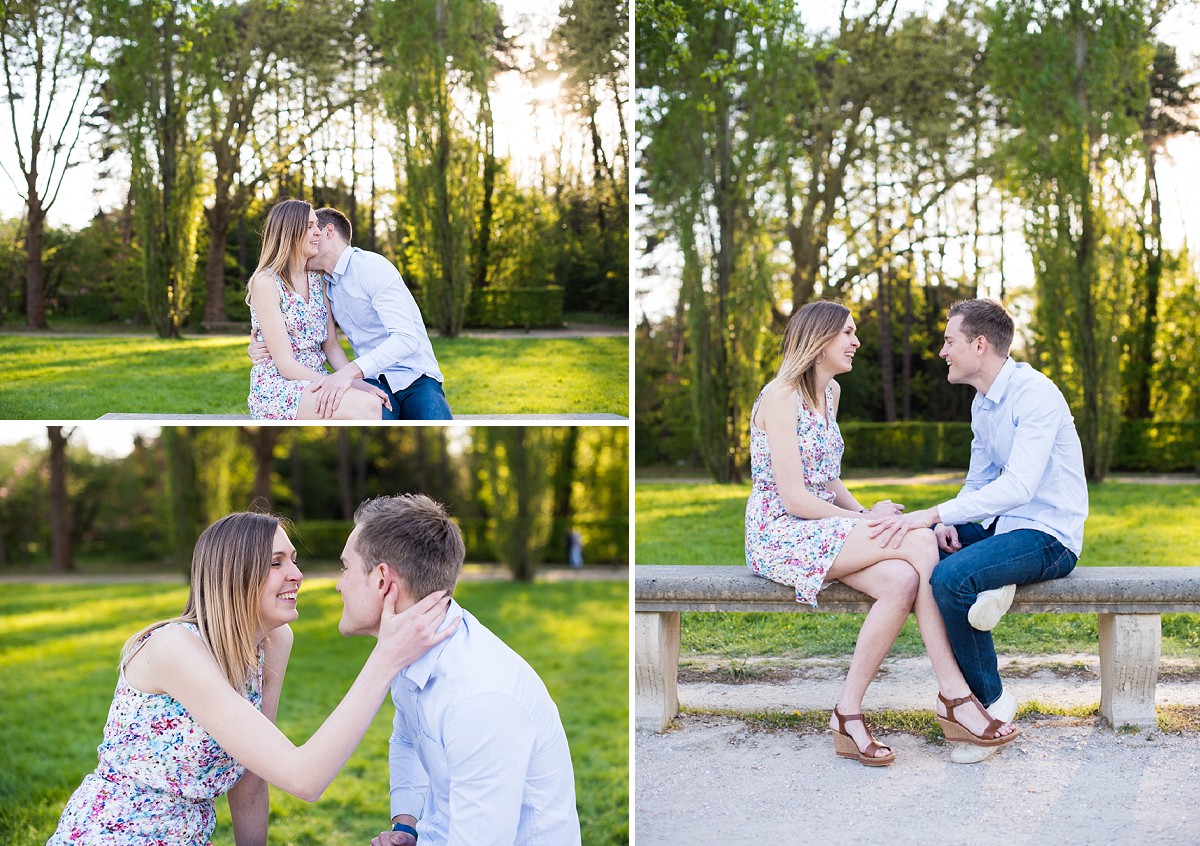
[
  {"x1": 387, "y1": 600, "x2": 581, "y2": 846},
  {"x1": 937, "y1": 357, "x2": 1088, "y2": 556},
  {"x1": 324, "y1": 246, "x2": 443, "y2": 391}
]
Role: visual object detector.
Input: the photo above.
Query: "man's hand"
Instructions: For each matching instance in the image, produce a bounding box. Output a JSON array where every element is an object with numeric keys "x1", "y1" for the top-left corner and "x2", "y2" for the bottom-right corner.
[
  {"x1": 248, "y1": 334, "x2": 270, "y2": 366},
  {"x1": 306, "y1": 363, "x2": 364, "y2": 418},
  {"x1": 352, "y1": 378, "x2": 393, "y2": 413},
  {"x1": 370, "y1": 815, "x2": 419, "y2": 846},
  {"x1": 868, "y1": 507, "x2": 939, "y2": 549},
  {"x1": 934, "y1": 522, "x2": 962, "y2": 554}
]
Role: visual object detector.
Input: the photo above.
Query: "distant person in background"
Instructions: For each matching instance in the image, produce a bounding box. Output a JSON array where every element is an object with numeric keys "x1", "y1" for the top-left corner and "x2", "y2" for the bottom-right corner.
[
  {"x1": 250, "y1": 206, "x2": 451, "y2": 420},
  {"x1": 246, "y1": 198, "x2": 391, "y2": 420},
  {"x1": 745, "y1": 299, "x2": 1017, "y2": 767},
  {"x1": 567, "y1": 528, "x2": 584, "y2": 570},
  {"x1": 48, "y1": 511, "x2": 455, "y2": 844},
  {"x1": 867, "y1": 298, "x2": 1087, "y2": 764}
]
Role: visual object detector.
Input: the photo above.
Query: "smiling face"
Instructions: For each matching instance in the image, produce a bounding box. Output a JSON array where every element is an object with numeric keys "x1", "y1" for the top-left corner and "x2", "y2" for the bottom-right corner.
[
  {"x1": 301, "y1": 210, "x2": 321, "y2": 261},
  {"x1": 257, "y1": 526, "x2": 303, "y2": 634},
  {"x1": 940, "y1": 314, "x2": 990, "y2": 388},
  {"x1": 819, "y1": 314, "x2": 860, "y2": 376}
]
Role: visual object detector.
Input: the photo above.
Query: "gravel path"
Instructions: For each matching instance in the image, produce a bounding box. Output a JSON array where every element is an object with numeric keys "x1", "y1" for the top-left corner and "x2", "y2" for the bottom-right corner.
[{"x1": 636, "y1": 654, "x2": 1200, "y2": 845}]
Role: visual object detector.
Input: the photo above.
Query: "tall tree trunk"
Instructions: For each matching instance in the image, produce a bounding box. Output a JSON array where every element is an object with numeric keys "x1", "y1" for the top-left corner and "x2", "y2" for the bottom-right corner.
[
  {"x1": 337, "y1": 429, "x2": 353, "y2": 520},
  {"x1": 162, "y1": 427, "x2": 199, "y2": 572},
  {"x1": 25, "y1": 190, "x2": 48, "y2": 329},
  {"x1": 48, "y1": 427, "x2": 73, "y2": 571},
  {"x1": 243, "y1": 428, "x2": 279, "y2": 508},
  {"x1": 473, "y1": 91, "x2": 495, "y2": 291},
  {"x1": 203, "y1": 193, "x2": 234, "y2": 325}
]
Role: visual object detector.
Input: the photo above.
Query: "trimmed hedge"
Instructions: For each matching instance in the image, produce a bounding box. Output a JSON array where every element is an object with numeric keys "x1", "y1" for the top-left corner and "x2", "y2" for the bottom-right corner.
[
  {"x1": 290, "y1": 515, "x2": 627, "y2": 568},
  {"x1": 1112, "y1": 421, "x2": 1200, "y2": 473},
  {"x1": 464, "y1": 287, "x2": 564, "y2": 329}
]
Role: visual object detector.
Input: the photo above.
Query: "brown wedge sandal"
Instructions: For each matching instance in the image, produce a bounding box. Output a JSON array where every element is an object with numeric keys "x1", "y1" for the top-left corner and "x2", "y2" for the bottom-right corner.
[
  {"x1": 936, "y1": 692, "x2": 1019, "y2": 747},
  {"x1": 831, "y1": 706, "x2": 895, "y2": 767}
]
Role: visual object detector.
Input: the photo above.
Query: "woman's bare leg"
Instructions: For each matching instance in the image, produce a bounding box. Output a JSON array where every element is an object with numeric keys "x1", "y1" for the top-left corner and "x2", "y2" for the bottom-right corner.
[{"x1": 295, "y1": 387, "x2": 384, "y2": 420}]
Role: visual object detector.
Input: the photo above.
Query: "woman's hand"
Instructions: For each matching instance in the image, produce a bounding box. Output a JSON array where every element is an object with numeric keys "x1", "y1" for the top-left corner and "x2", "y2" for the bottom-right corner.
[
  {"x1": 866, "y1": 499, "x2": 905, "y2": 517},
  {"x1": 375, "y1": 588, "x2": 460, "y2": 671}
]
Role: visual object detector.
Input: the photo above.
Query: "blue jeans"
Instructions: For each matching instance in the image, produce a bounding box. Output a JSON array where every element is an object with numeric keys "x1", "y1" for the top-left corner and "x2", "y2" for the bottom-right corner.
[
  {"x1": 931, "y1": 523, "x2": 1077, "y2": 707},
  {"x1": 366, "y1": 374, "x2": 453, "y2": 421}
]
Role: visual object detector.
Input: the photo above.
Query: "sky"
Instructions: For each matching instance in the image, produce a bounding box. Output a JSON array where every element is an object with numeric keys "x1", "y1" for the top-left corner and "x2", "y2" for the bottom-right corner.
[
  {"x1": 0, "y1": 0, "x2": 593, "y2": 229},
  {"x1": 0, "y1": 423, "x2": 160, "y2": 457}
]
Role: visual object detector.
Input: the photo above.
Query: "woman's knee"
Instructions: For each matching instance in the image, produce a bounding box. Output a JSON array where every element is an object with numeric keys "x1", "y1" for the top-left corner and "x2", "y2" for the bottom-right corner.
[
  {"x1": 902, "y1": 529, "x2": 939, "y2": 574},
  {"x1": 335, "y1": 391, "x2": 384, "y2": 420},
  {"x1": 876, "y1": 559, "x2": 920, "y2": 604}
]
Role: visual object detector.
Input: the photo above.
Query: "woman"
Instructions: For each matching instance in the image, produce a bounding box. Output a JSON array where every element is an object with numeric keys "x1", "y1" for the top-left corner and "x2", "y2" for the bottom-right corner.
[
  {"x1": 745, "y1": 300, "x2": 1017, "y2": 766},
  {"x1": 49, "y1": 512, "x2": 456, "y2": 844},
  {"x1": 246, "y1": 199, "x2": 390, "y2": 420}
]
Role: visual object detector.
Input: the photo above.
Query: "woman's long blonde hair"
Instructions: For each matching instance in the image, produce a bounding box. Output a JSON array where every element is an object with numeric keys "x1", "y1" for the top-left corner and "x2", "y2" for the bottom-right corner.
[
  {"x1": 776, "y1": 300, "x2": 852, "y2": 410},
  {"x1": 248, "y1": 199, "x2": 313, "y2": 300},
  {"x1": 121, "y1": 512, "x2": 281, "y2": 691}
]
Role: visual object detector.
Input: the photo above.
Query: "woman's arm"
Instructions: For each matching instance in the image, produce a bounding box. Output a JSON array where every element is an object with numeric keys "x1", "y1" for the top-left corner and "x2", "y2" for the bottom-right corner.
[
  {"x1": 758, "y1": 381, "x2": 867, "y2": 521},
  {"x1": 133, "y1": 590, "x2": 457, "y2": 802},
  {"x1": 248, "y1": 272, "x2": 330, "y2": 382},
  {"x1": 226, "y1": 624, "x2": 294, "y2": 845}
]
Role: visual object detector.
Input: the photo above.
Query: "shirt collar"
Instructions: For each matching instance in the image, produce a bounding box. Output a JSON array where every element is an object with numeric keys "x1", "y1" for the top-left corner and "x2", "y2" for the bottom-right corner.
[
  {"x1": 401, "y1": 596, "x2": 465, "y2": 690},
  {"x1": 982, "y1": 357, "x2": 1017, "y2": 405},
  {"x1": 328, "y1": 245, "x2": 356, "y2": 281}
]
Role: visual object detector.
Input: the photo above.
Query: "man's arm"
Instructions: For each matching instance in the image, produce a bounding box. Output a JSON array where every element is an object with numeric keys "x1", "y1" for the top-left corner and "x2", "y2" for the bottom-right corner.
[
  {"x1": 443, "y1": 694, "x2": 536, "y2": 846},
  {"x1": 388, "y1": 705, "x2": 429, "y2": 824},
  {"x1": 351, "y1": 260, "x2": 425, "y2": 380},
  {"x1": 938, "y1": 397, "x2": 1063, "y2": 525}
]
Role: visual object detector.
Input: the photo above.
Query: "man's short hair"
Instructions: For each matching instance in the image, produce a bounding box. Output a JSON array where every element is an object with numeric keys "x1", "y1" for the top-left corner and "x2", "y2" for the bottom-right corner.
[
  {"x1": 947, "y1": 298, "x2": 1014, "y2": 357},
  {"x1": 352, "y1": 494, "x2": 464, "y2": 599},
  {"x1": 315, "y1": 207, "x2": 353, "y2": 244}
]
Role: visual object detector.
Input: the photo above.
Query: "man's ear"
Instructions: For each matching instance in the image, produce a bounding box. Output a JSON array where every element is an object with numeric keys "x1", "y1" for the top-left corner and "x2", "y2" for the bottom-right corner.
[{"x1": 373, "y1": 562, "x2": 395, "y2": 597}]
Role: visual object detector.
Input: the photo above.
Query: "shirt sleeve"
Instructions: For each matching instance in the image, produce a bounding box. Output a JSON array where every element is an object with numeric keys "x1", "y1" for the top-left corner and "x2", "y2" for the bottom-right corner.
[
  {"x1": 938, "y1": 390, "x2": 1062, "y2": 526},
  {"x1": 443, "y1": 693, "x2": 537, "y2": 846},
  {"x1": 389, "y1": 704, "x2": 428, "y2": 821},
  {"x1": 349, "y1": 255, "x2": 425, "y2": 380}
]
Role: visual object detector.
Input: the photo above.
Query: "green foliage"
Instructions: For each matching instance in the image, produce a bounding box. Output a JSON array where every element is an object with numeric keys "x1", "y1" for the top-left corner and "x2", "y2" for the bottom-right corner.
[
  {"x1": 634, "y1": 317, "x2": 698, "y2": 466},
  {"x1": 1113, "y1": 421, "x2": 1200, "y2": 473},
  {"x1": 0, "y1": 335, "x2": 628, "y2": 417},
  {"x1": 464, "y1": 287, "x2": 565, "y2": 328},
  {"x1": 0, "y1": 579, "x2": 628, "y2": 845}
]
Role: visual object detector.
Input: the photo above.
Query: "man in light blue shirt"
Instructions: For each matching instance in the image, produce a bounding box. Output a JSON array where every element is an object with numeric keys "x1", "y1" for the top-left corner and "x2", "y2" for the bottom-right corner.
[
  {"x1": 307, "y1": 207, "x2": 451, "y2": 420},
  {"x1": 335, "y1": 494, "x2": 581, "y2": 846},
  {"x1": 869, "y1": 299, "x2": 1088, "y2": 761}
]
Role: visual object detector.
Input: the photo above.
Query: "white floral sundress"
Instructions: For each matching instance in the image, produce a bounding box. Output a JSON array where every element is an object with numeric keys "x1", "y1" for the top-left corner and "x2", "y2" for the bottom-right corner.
[
  {"x1": 248, "y1": 271, "x2": 330, "y2": 420},
  {"x1": 745, "y1": 384, "x2": 860, "y2": 605},
  {"x1": 48, "y1": 622, "x2": 263, "y2": 845}
]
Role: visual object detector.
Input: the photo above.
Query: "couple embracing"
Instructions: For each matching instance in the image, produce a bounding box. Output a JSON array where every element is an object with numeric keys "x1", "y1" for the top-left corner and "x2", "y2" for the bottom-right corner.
[
  {"x1": 50, "y1": 494, "x2": 580, "y2": 845},
  {"x1": 245, "y1": 199, "x2": 451, "y2": 421},
  {"x1": 747, "y1": 298, "x2": 1088, "y2": 765}
]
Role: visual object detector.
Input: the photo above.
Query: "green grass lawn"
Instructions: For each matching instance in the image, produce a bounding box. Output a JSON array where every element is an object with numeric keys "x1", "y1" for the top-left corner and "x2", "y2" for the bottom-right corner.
[
  {"x1": 0, "y1": 578, "x2": 628, "y2": 845},
  {"x1": 636, "y1": 479, "x2": 1200, "y2": 660},
  {"x1": 0, "y1": 334, "x2": 628, "y2": 417}
]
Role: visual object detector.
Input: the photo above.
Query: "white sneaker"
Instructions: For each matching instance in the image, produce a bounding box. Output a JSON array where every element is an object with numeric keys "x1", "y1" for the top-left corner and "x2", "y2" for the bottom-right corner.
[
  {"x1": 968, "y1": 584, "x2": 1017, "y2": 631},
  {"x1": 950, "y1": 689, "x2": 1018, "y2": 764}
]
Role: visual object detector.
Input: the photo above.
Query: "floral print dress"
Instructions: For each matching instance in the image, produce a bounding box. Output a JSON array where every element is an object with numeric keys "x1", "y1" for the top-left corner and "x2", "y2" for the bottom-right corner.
[
  {"x1": 248, "y1": 271, "x2": 330, "y2": 420},
  {"x1": 48, "y1": 622, "x2": 263, "y2": 845},
  {"x1": 745, "y1": 384, "x2": 860, "y2": 605}
]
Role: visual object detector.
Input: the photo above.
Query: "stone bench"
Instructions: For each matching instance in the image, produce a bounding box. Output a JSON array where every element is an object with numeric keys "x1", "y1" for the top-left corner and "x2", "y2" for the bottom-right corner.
[
  {"x1": 635, "y1": 564, "x2": 1200, "y2": 733},
  {"x1": 98, "y1": 413, "x2": 627, "y2": 421}
]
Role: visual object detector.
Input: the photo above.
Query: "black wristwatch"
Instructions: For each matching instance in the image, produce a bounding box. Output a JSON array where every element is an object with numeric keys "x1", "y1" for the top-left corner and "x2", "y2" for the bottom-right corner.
[{"x1": 392, "y1": 822, "x2": 418, "y2": 841}]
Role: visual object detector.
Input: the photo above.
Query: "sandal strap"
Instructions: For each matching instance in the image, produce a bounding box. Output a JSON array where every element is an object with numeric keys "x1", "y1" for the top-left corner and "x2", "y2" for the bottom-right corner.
[
  {"x1": 938, "y1": 692, "x2": 1007, "y2": 739},
  {"x1": 834, "y1": 706, "x2": 888, "y2": 755},
  {"x1": 832, "y1": 706, "x2": 865, "y2": 731}
]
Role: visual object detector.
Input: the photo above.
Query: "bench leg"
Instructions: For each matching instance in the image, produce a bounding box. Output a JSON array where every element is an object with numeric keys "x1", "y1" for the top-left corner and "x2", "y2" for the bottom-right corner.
[
  {"x1": 635, "y1": 611, "x2": 680, "y2": 732},
  {"x1": 1098, "y1": 613, "x2": 1160, "y2": 731}
]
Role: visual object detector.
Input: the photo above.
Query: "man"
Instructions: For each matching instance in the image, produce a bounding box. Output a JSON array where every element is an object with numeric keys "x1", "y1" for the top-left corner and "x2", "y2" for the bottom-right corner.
[
  {"x1": 334, "y1": 494, "x2": 581, "y2": 846},
  {"x1": 251, "y1": 206, "x2": 451, "y2": 420},
  {"x1": 869, "y1": 298, "x2": 1088, "y2": 763}
]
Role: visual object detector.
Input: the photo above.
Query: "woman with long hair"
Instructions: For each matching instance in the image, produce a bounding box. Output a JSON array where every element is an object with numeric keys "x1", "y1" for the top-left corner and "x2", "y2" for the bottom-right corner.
[
  {"x1": 49, "y1": 512, "x2": 456, "y2": 844},
  {"x1": 745, "y1": 300, "x2": 1017, "y2": 766},
  {"x1": 246, "y1": 199, "x2": 390, "y2": 419}
]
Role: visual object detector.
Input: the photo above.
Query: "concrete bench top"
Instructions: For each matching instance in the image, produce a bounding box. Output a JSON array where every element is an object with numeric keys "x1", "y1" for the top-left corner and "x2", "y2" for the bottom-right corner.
[
  {"x1": 636, "y1": 565, "x2": 1200, "y2": 615},
  {"x1": 98, "y1": 413, "x2": 628, "y2": 421}
]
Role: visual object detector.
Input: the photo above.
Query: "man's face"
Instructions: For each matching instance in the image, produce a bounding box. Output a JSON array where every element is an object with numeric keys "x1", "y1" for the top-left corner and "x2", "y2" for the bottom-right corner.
[
  {"x1": 335, "y1": 526, "x2": 386, "y2": 637},
  {"x1": 939, "y1": 315, "x2": 984, "y2": 386},
  {"x1": 309, "y1": 222, "x2": 340, "y2": 269}
]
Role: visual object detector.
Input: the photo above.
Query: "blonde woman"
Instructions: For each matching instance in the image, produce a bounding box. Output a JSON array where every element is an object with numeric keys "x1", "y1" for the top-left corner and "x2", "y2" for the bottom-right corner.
[
  {"x1": 745, "y1": 300, "x2": 1017, "y2": 767},
  {"x1": 246, "y1": 199, "x2": 390, "y2": 419},
  {"x1": 49, "y1": 512, "x2": 458, "y2": 844}
]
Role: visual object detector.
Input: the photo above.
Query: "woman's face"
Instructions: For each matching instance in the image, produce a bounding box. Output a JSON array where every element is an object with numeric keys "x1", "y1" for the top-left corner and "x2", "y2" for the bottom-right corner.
[
  {"x1": 821, "y1": 314, "x2": 860, "y2": 375},
  {"x1": 301, "y1": 210, "x2": 321, "y2": 260},
  {"x1": 258, "y1": 526, "x2": 303, "y2": 633}
]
